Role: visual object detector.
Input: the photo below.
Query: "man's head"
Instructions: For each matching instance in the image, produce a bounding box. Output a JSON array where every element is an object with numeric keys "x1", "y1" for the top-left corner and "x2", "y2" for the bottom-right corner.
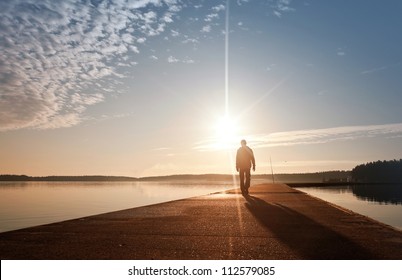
[{"x1": 240, "y1": 139, "x2": 247, "y2": 147}]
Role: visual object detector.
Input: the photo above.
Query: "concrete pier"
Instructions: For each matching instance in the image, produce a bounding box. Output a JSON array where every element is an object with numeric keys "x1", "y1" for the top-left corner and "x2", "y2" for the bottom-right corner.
[{"x1": 0, "y1": 184, "x2": 401, "y2": 259}]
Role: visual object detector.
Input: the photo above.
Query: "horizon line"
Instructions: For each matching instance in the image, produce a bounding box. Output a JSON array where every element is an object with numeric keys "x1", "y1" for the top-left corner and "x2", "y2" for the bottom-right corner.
[{"x1": 0, "y1": 170, "x2": 353, "y2": 180}]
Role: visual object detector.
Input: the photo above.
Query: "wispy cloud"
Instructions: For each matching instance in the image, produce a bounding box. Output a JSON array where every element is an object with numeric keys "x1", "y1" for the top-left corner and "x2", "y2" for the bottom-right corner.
[
  {"x1": 0, "y1": 0, "x2": 183, "y2": 131},
  {"x1": 251, "y1": 123, "x2": 402, "y2": 148},
  {"x1": 201, "y1": 25, "x2": 212, "y2": 33},
  {"x1": 194, "y1": 123, "x2": 402, "y2": 151},
  {"x1": 167, "y1": 55, "x2": 180, "y2": 63},
  {"x1": 89, "y1": 112, "x2": 135, "y2": 124},
  {"x1": 237, "y1": 0, "x2": 251, "y2": 6},
  {"x1": 205, "y1": 13, "x2": 219, "y2": 22},
  {"x1": 167, "y1": 55, "x2": 194, "y2": 64},
  {"x1": 337, "y1": 48, "x2": 346, "y2": 56},
  {"x1": 360, "y1": 62, "x2": 401, "y2": 75},
  {"x1": 212, "y1": 5, "x2": 226, "y2": 13},
  {"x1": 361, "y1": 66, "x2": 388, "y2": 75},
  {"x1": 272, "y1": 0, "x2": 295, "y2": 18}
]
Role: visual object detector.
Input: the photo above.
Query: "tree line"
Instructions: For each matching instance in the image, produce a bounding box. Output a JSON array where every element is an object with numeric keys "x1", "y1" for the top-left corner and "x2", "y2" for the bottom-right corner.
[{"x1": 351, "y1": 159, "x2": 402, "y2": 183}]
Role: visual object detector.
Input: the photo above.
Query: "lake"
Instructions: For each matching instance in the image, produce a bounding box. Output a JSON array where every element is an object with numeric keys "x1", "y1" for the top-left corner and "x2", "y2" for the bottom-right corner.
[
  {"x1": 1, "y1": 181, "x2": 401, "y2": 233},
  {"x1": 0, "y1": 180, "x2": 237, "y2": 233},
  {"x1": 294, "y1": 184, "x2": 402, "y2": 231}
]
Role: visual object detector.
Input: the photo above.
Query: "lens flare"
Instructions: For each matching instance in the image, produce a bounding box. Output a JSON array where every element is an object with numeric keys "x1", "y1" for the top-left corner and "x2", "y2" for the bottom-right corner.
[{"x1": 213, "y1": 115, "x2": 239, "y2": 150}]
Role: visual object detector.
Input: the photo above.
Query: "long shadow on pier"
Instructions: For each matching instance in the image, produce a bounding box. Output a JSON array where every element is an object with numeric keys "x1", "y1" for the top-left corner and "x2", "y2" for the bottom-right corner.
[{"x1": 244, "y1": 195, "x2": 376, "y2": 259}]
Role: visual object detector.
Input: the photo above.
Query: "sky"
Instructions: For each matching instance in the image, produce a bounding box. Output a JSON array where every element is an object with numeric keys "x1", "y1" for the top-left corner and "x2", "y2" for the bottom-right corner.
[{"x1": 1, "y1": 0, "x2": 402, "y2": 177}]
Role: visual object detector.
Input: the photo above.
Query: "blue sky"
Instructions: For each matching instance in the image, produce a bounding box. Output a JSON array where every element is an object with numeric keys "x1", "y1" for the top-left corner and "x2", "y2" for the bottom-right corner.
[{"x1": 1, "y1": 0, "x2": 402, "y2": 176}]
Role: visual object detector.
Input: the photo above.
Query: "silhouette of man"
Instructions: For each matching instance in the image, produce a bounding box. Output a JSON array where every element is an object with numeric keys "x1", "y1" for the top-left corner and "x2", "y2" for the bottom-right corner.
[{"x1": 236, "y1": 139, "x2": 255, "y2": 196}]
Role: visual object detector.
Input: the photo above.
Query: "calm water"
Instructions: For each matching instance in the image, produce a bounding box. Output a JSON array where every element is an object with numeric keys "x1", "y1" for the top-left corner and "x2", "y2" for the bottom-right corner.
[
  {"x1": 0, "y1": 180, "x2": 236, "y2": 233},
  {"x1": 294, "y1": 184, "x2": 402, "y2": 231},
  {"x1": 1, "y1": 181, "x2": 401, "y2": 233}
]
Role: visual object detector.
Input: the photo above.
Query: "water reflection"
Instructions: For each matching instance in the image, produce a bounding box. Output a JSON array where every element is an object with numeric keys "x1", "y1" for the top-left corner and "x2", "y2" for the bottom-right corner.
[
  {"x1": 294, "y1": 184, "x2": 402, "y2": 231},
  {"x1": 351, "y1": 184, "x2": 402, "y2": 205},
  {"x1": 0, "y1": 181, "x2": 235, "y2": 233}
]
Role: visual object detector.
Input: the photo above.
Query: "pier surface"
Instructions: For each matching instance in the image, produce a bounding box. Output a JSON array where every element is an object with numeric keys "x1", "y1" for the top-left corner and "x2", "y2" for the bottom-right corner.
[{"x1": 0, "y1": 184, "x2": 401, "y2": 259}]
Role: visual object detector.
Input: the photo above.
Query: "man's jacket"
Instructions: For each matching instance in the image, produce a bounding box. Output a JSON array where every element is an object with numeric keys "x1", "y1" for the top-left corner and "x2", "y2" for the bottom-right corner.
[{"x1": 236, "y1": 146, "x2": 255, "y2": 170}]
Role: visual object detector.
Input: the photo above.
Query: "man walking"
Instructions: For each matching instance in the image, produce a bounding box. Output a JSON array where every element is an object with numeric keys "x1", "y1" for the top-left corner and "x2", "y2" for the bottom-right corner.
[{"x1": 236, "y1": 139, "x2": 255, "y2": 196}]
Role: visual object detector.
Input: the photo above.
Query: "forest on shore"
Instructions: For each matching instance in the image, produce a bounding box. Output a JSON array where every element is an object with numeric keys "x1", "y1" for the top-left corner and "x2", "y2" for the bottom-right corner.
[{"x1": 351, "y1": 159, "x2": 402, "y2": 183}]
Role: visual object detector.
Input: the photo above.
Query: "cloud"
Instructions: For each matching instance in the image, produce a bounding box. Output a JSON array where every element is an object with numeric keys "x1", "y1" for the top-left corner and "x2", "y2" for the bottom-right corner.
[
  {"x1": 360, "y1": 62, "x2": 401, "y2": 75},
  {"x1": 194, "y1": 123, "x2": 402, "y2": 151},
  {"x1": 182, "y1": 38, "x2": 199, "y2": 44},
  {"x1": 171, "y1": 30, "x2": 180, "y2": 37},
  {"x1": 272, "y1": 0, "x2": 295, "y2": 18},
  {"x1": 237, "y1": 0, "x2": 250, "y2": 5},
  {"x1": 200, "y1": 3, "x2": 227, "y2": 34},
  {"x1": 84, "y1": 112, "x2": 135, "y2": 125},
  {"x1": 273, "y1": 10, "x2": 282, "y2": 18},
  {"x1": 361, "y1": 66, "x2": 388, "y2": 75},
  {"x1": 266, "y1": 63, "x2": 276, "y2": 71},
  {"x1": 0, "y1": 0, "x2": 183, "y2": 131},
  {"x1": 205, "y1": 13, "x2": 219, "y2": 22},
  {"x1": 201, "y1": 25, "x2": 212, "y2": 33},
  {"x1": 212, "y1": 5, "x2": 225, "y2": 12},
  {"x1": 167, "y1": 55, "x2": 179, "y2": 63},
  {"x1": 337, "y1": 47, "x2": 346, "y2": 56},
  {"x1": 137, "y1": 37, "x2": 147, "y2": 43},
  {"x1": 250, "y1": 123, "x2": 402, "y2": 148},
  {"x1": 167, "y1": 55, "x2": 194, "y2": 64}
]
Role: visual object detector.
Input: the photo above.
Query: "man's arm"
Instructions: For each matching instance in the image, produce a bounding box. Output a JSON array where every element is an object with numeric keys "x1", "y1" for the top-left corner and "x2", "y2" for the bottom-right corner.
[
  {"x1": 251, "y1": 150, "x2": 256, "y2": 171},
  {"x1": 235, "y1": 149, "x2": 240, "y2": 171}
]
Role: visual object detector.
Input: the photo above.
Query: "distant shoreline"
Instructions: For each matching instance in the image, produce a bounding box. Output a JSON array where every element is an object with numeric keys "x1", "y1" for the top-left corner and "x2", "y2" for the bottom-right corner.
[
  {"x1": 0, "y1": 171, "x2": 351, "y2": 182},
  {"x1": 2, "y1": 171, "x2": 399, "y2": 185},
  {"x1": 3, "y1": 159, "x2": 400, "y2": 183}
]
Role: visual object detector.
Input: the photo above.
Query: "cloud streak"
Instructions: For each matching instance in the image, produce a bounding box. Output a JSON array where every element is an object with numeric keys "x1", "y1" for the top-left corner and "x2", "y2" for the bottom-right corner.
[
  {"x1": 251, "y1": 123, "x2": 402, "y2": 148},
  {"x1": 195, "y1": 123, "x2": 402, "y2": 151}
]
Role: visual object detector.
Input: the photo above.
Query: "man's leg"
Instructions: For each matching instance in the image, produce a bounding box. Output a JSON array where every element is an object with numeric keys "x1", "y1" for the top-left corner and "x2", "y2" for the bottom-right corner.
[
  {"x1": 244, "y1": 168, "x2": 251, "y2": 195},
  {"x1": 239, "y1": 170, "x2": 245, "y2": 195}
]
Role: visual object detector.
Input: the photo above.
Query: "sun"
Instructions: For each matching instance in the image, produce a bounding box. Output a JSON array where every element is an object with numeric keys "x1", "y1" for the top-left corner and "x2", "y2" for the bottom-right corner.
[{"x1": 212, "y1": 115, "x2": 240, "y2": 150}]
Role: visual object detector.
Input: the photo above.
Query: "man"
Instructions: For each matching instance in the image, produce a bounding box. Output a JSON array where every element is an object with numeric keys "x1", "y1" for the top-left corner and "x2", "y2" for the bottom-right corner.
[{"x1": 236, "y1": 139, "x2": 255, "y2": 196}]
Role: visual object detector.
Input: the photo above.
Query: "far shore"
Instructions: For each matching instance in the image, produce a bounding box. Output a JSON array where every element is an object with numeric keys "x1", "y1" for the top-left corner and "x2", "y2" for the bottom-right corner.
[
  {"x1": 1, "y1": 171, "x2": 351, "y2": 182},
  {"x1": 2, "y1": 172, "x2": 401, "y2": 186}
]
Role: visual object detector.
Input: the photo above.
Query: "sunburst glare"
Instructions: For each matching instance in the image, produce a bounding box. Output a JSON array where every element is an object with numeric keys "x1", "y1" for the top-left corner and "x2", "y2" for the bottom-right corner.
[{"x1": 212, "y1": 114, "x2": 240, "y2": 150}]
